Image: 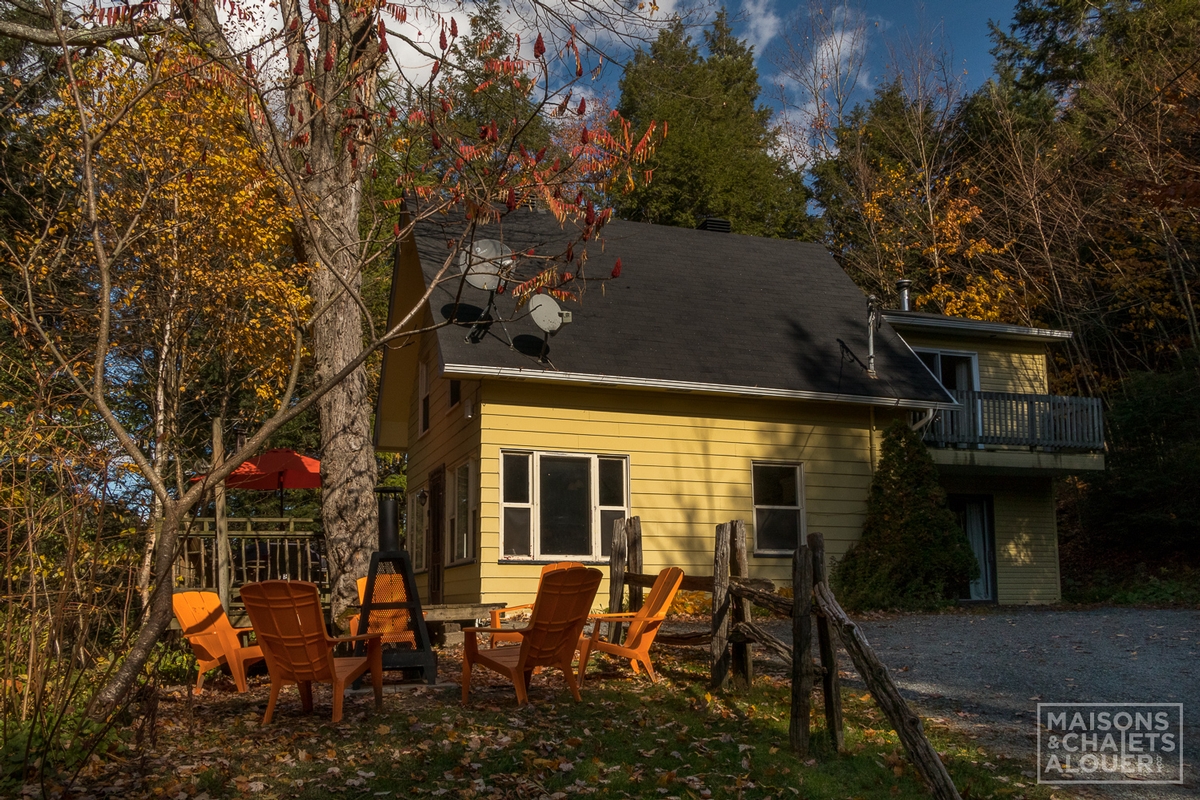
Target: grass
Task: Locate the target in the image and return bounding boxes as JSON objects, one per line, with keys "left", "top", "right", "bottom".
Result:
{"left": 55, "top": 644, "right": 1068, "bottom": 800}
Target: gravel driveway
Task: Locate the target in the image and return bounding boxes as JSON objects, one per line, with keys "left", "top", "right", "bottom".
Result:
{"left": 757, "top": 608, "right": 1200, "bottom": 798}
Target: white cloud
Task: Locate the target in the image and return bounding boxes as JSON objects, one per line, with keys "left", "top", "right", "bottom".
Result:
{"left": 741, "top": 0, "right": 783, "bottom": 54}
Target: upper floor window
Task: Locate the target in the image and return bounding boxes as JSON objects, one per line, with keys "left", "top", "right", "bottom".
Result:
{"left": 418, "top": 362, "right": 431, "bottom": 434}
{"left": 449, "top": 379, "right": 461, "bottom": 409}
{"left": 752, "top": 462, "right": 805, "bottom": 554}
{"left": 915, "top": 349, "right": 978, "bottom": 392}
{"left": 500, "top": 451, "right": 628, "bottom": 560}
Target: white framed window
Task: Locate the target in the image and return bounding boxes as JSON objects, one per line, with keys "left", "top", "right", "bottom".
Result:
{"left": 915, "top": 348, "right": 983, "bottom": 444}
{"left": 407, "top": 487, "right": 428, "bottom": 571}
{"left": 913, "top": 349, "right": 979, "bottom": 392}
{"left": 448, "top": 379, "right": 461, "bottom": 410}
{"left": 447, "top": 460, "right": 476, "bottom": 563}
{"left": 500, "top": 451, "right": 629, "bottom": 561}
{"left": 751, "top": 462, "right": 805, "bottom": 554}
{"left": 418, "top": 361, "right": 430, "bottom": 435}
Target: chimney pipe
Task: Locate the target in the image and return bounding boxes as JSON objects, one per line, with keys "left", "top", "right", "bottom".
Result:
{"left": 374, "top": 486, "right": 403, "bottom": 552}
{"left": 896, "top": 279, "right": 912, "bottom": 312}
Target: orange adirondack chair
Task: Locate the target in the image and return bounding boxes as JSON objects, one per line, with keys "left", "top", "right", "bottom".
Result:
{"left": 488, "top": 562, "right": 585, "bottom": 648}
{"left": 462, "top": 567, "right": 602, "bottom": 705}
{"left": 240, "top": 581, "right": 383, "bottom": 724}
{"left": 577, "top": 567, "right": 685, "bottom": 687}
{"left": 172, "top": 590, "right": 264, "bottom": 693}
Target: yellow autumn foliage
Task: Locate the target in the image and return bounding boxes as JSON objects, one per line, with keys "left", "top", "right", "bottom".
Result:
{"left": 15, "top": 42, "right": 305, "bottom": 408}
{"left": 855, "top": 161, "right": 1014, "bottom": 320}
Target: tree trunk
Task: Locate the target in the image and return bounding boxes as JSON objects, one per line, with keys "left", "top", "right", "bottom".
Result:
{"left": 92, "top": 504, "right": 184, "bottom": 716}
{"left": 306, "top": 197, "right": 378, "bottom": 624}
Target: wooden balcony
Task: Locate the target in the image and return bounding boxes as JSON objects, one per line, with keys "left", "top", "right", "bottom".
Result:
{"left": 925, "top": 391, "right": 1104, "bottom": 451}
{"left": 173, "top": 517, "right": 329, "bottom": 604}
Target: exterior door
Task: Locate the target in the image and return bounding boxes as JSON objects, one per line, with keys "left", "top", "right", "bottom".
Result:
{"left": 427, "top": 465, "right": 445, "bottom": 604}
{"left": 949, "top": 494, "right": 996, "bottom": 601}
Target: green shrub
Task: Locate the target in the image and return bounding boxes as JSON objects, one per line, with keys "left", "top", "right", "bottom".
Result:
{"left": 833, "top": 420, "right": 978, "bottom": 610}
{"left": 1080, "top": 353, "right": 1200, "bottom": 556}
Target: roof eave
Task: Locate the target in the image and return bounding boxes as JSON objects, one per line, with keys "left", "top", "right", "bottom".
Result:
{"left": 882, "top": 312, "right": 1073, "bottom": 341}
{"left": 444, "top": 364, "right": 960, "bottom": 409}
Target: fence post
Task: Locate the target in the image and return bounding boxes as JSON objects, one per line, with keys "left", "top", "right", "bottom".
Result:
{"left": 808, "top": 532, "right": 844, "bottom": 752}
{"left": 730, "top": 520, "right": 753, "bottom": 690}
{"left": 815, "top": 582, "right": 963, "bottom": 800}
{"left": 608, "top": 518, "right": 628, "bottom": 645}
{"left": 789, "top": 543, "right": 813, "bottom": 755}
{"left": 626, "top": 517, "right": 644, "bottom": 614}
{"left": 710, "top": 521, "right": 732, "bottom": 690}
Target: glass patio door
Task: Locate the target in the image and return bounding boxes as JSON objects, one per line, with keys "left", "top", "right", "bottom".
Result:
{"left": 949, "top": 494, "right": 996, "bottom": 602}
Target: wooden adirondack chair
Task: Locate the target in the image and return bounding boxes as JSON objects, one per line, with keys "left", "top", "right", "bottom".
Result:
{"left": 577, "top": 567, "right": 684, "bottom": 687}
{"left": 462, "top": 567, "right": 602, "bottom": 705}
{"left": 240, "top": 581, "right": 383, "bottom": 724}
{"left": 488, "top": 562, "right": 585, "bottom": 648}
{"left": 172, "top": 590, "right": 264, "bottom": 693}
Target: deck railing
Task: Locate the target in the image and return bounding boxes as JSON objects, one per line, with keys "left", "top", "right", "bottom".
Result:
{"left": 173, "top": 517, "right": 329, "bottom": 602}
{"left": 925, "top": 390, "right": 1104, "bottom": 450}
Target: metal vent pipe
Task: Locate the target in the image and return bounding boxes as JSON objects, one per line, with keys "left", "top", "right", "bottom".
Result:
{"left": 896, "top": 279, "right": 913, "bottom": 311}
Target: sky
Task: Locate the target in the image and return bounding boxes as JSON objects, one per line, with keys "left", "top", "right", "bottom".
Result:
{"left": 729, "top": 0, "right": 1017, "bottom": 102}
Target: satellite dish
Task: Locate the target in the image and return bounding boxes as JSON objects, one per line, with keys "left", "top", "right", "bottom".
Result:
{"left": 529, "top": 294, "right": 572, "bottom": 333}
{"left": 458, "top": 239, "right": 512, "bottom": 291}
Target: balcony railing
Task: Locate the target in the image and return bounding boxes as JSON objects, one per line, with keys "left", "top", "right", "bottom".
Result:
{"left": 172, "top": 517, "right": 329, "bottom": 603}
{"left": 925, "top": 390, "right": 1104, "bottom": 450}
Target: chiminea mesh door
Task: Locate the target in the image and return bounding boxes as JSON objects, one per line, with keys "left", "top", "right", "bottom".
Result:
{"left": 355, "top": 550, "right": 436, "bottom": 683}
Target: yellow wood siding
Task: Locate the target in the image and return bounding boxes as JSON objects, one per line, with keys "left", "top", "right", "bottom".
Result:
{"left": 402, "top": 325, "right": 483, "bottom": 603}
{"left": 942, "top": 475, "right": 1061, "bottom": 604}
{"left": 375, "top": 232, "right": 429, "bottom": 451}
{"left": 475, "top": 381, "right": 903, "bottom": 608}
{"left": 394, "top": 360, "right": 1062, "bottom": 608}
{"left": 900, "top": 332, "right": 1049, "bottom": 394}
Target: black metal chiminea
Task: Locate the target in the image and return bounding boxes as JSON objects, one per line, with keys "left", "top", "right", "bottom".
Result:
{"left": 354, "top": 488, "right": 437, "bottom": 683}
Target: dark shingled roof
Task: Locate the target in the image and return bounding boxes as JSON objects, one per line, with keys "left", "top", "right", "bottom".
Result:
{"left": 410, "top": 208, "right": 953, "bottom": 407}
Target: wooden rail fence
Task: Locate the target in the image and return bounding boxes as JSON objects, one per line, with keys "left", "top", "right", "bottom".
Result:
{"left": 607, "top": 518, "right": 962, "bottom": 800}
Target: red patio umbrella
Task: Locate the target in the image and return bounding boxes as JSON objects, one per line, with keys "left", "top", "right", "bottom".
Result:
{"left": 193, "top": 448, "right": 321, "bottom": 514}
{"left": 218, "top": 448, "right": 322, "bottom": 491}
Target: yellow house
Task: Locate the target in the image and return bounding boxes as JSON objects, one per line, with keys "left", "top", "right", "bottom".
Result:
{"left": 375, "top": 209, "right": 1104, "bottom": 608}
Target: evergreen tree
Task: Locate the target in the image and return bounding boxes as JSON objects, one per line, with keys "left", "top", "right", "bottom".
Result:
{"left": 988, "top": 0, "right": 1130, "bottom": 102}
{"left": 613, "top": 11, "right": 819, "bottom": 239}
{"left": 442, "top": 0, "right": 551, "bottom": 153}
{"left": 833, "top": 420, "right": 978, "bottom": 611}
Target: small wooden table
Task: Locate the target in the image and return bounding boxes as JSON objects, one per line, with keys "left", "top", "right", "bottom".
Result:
{"left": 421, "top": 602, "right": 506, "bottom": 623}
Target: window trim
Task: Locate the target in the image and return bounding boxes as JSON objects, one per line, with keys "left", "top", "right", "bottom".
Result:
{"left": 499, "top": 450, "right": 630, "bottom": 563}
{"left": 750, "top": 461, "right": 807, "bottom": 556}
{"left": 446, "top": 459, "right": 477, "bottom": 567}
